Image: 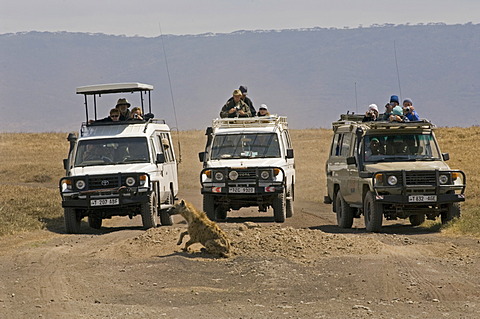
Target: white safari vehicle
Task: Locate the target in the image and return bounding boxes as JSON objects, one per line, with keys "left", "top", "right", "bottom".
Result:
{"left": 199, "top": 116, "right": 295, "bottom": 222}
{"left": 59, "top": 83, "right": 178, "bottom": 233}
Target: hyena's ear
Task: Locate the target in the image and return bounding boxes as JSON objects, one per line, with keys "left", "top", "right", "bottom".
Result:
{"left": 180, "top": 199, "right": 186, "bottom": 207}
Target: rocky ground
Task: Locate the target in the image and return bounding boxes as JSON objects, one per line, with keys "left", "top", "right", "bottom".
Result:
{"left": 0, "top": 193, "right": 479, "bottom": 319}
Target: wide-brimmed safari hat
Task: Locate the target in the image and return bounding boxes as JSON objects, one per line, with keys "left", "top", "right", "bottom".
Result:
{"left": 116, "top": 98, "right": 131, "bottom": 107}
{"left": 232, "top": 89, "right": 243, "bottom": 96}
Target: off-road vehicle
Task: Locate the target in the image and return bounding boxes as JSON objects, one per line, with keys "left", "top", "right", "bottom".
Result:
{"left": 325, "top": 114, "right": 466, "bottom": 232}
{"left": 199, "top": 116, "right": 295, "bottom": 222}
{"left": 59, "top": 83, "right": 178, "bottom": 233}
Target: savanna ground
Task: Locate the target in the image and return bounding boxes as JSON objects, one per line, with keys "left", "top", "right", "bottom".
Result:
{"left": 0, "top": 127, "right": 479, "bottom": 318}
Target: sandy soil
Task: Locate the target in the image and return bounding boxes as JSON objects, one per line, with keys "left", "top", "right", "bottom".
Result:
{"left": 1, "top": 191, "right": 479, "bottom": 319}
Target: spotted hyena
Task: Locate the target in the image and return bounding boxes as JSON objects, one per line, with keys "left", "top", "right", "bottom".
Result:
{"left": 172, "top": 199, "right": 231, "bottom": 257}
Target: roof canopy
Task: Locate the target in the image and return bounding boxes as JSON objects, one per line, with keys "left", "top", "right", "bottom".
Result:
{"left": 76, "top": 83, "right": 154, "bottom": 95}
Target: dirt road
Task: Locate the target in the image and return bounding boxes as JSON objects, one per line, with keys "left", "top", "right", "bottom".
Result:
{"left": 1, "top": 191, "right": 479, "bottom": 318}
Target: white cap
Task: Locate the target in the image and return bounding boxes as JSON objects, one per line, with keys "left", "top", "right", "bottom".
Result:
{"left": 368, "top": 104, "right": 378, "bottom": 112}
{"left": 259, "top": 104, "right": 268, "bottom": 110}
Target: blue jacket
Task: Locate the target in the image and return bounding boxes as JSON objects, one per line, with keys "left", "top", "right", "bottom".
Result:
{"left": 405, "top": 111, "right": 420, "bottom": 121}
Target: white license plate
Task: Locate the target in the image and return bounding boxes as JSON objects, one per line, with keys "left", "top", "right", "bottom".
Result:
{"left": 229, "top": 187, "right": 255, "bottom": 193}
{"left": 91, "top": 198, "right": 119, "bottom": 206}
{"left": 408, "top": 195, "right": 437, "bottom": 203}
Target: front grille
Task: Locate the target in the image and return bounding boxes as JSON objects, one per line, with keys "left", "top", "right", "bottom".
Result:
{"left": 235, "top": 169, "right": 257, "bottom": 181}
{"left": 88, "top": 175, "right": 122, "bottom": 189}
{"left": 405, "top": 171, "right": 436, "bottom": 186}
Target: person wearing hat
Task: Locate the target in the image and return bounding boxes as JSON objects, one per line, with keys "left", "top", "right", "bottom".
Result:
{"left": 362, "top": 103, "right": 379, "bottom": 122}
{"left": 226, "top": 85, "right": 256, "bottom": 116}
{"left": 257, "top": 104, "right": 270, "bottom": 117}
{"left": 115, "top": 98, "right": 131, "bottom": 121}
{"left": 389, "top": 105, "right": 405, "bottom": 122}
{"left": 402, "top": 98, "right": 420, "bottom": 121}
{"left": 220, "top": 89, "right": 252, "bottom": 118}
{"left": 380, "top": 95, "right": 400, "bottom": 121}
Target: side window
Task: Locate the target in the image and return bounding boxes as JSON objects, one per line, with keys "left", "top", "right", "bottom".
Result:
{"left": 340, "top": 133, "right": 352, "bottom": 157}
{"left": 283, "top": 130, "right": 293, "bottom": 149}
{"left": 331, "top": 133, "right": 343, "bottom": 156}
{"left": 159, "top": 133, "right": 174, "bottom": 163}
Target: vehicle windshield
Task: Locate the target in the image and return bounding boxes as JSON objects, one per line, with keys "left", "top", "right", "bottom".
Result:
{"left": 210, "top": 133, "right": 281, "bottom": 160}
{"left": 363, "top": 133, "right": 441, "bottom": 162}
{"left": 74, "top": 137, "right": 150, "bottom": 167}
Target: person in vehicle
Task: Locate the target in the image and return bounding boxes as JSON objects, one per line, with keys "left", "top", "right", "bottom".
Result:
{"left": 82, "top": 144, "right": 112, "bottom": 163}
{"left": 257, "top": 104, "right": 270, "bottom": 117}
{"left": 115, "top": 98, "right": 131, "bottom": 121}
{"left": 238, "top": 85, "right": 256, "bottom": 116}
{"left": 362, "top": 104, "right": 379, "bottom": 122}
{"left": 220, "top": 89, "right": 252, "bottom": 118}
{"left": 380, "top": 95, "right": 399, "bottom": 121}
{"left": 403, "top": 98, "right": 420, "bottom": 121}
{"left": 389, "top": 105, "right": 405, "bottom": 122}
{"left": 94, "top": 108, "right": 121, "bottom": 123}
{"left": 370, "top": 138, "right": 384, "bottom": 155}
{"left": 128, "top": 107, "right": 144, "bottom": 121}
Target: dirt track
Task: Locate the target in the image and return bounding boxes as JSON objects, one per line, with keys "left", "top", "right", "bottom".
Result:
{"left": 1, "top": 190, "right": 479, "bottom": 319}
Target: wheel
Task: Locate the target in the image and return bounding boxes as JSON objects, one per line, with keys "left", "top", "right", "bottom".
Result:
{"left": 141, "top": 193, "right": 158, "bottom": 229}
{"left": 409, "top": 214, "right": 425, "bottom": 226}
{"left": 215, "top": 206, "right": 227, "bottom": 221}
{"left": 441, "top": 203, "right": 461, "bottom": 224}
{"left": 335, "top": 190, "right": 354, "bottom": 228}
{"left": 159, "top": 192, "right": 174, "bottom": 226}
{"left": 203, "top": 194, "right": 216, "bottom": 220}
{"left": 364, "top": 191, "right": 383, "bottom": 232}
{"left": 272, "top": 191, "right": 286, "bottom": 223}
{"left": 88, "top": 215, "right": 102, "bottom": 229}
{"left": 286, "top": 188, "right": 294, "bottom": 218}
{"left": 64, "top": 208, "right": 81, "bottom": 234}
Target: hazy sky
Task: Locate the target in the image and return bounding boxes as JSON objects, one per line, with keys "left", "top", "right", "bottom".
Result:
{"left": 1, "top": 0, "right": 479, "bottom": 37}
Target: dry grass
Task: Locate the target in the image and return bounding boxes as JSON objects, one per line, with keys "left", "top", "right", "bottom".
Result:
{"left": 0, "top": 127, "right": 478, "bottom": 236}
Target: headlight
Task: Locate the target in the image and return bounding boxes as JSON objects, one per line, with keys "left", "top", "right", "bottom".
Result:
{"left": 387, "top": 175, "right": 398, "bottom": 186}
{"left": 75, "top": 179, "right": 86, "bottom": 190}
{"left": 126, "top": 177, "right": 136, "bottom": 187}
{"left": 260, "top": 170, "right": 270, "bottom": 180}
{"left": 139, "top": 174, "right": 147, "bottom": 186}
{"left": 62, "top": 179, "right": 72, "bottom": 191}
{"left": 439, "top": 174, "right": 449, "bottom": 185}
{"left": 229, "top": 170, "right": 238, "bottom": 181}
{"left": 214, "top": 171, "right": 224, "bottom": 181}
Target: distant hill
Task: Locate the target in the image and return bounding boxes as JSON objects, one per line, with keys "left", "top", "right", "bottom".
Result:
{"left": 0, "top": 23, "right": 479, "bottom": 132}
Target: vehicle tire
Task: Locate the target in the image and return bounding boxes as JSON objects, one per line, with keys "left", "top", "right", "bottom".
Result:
{"left": 64, "top": 208, "right": 81, "bottom": 234}
{"left": 286, "top": 188, "right": 294, "bottom": 218}
{"left": 88, "top": 215, "right": 102, "bottom": 229}
{"left": 141, "top": 193, "right": 159, "bottom": 229}
{"left": 203, "top": 194, "right": 216, "bottom": 220}
{"left": 215, "top": 206, "right": 228, "bottom": 221}
{"left": 272, "top": 191, "right": 286, "bottom": 223}
{"left": 409, "top": 214, "right": 425, "bottom": 226}
{"left": 364, "top": 191, "right": 383, "bottom": 232}
{"left": 441, "top": 203, "right": 461, "bottom": 224}
{"left": 335, "top": 190, "right": 354, "bottom": 228}
{"left": 159, "top": 192, "right": 174, "bottom": 226}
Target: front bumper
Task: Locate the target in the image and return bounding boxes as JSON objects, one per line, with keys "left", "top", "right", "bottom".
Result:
{"left": 60, "top": 186, "right": 150, "bottom": 209}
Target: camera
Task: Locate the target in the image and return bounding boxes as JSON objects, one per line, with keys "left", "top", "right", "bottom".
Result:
{"left": 404, "top": 107, "right": 410, "bottom": 112}
{"left": 134, "top": 114, "right": 139, "bottom": 119}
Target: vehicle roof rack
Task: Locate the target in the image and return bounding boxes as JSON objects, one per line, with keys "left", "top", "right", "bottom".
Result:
{"left": 79, "top": 118, "right": 167, "bottom": 137}
{"left": 212, "top": 115, "right": 288, "bottom": 130}
{"left": 333, "top": 114, "right": 435, "bottom": 130}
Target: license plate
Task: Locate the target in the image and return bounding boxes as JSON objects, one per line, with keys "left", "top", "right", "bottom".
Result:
{"left": 91, "top": 198, "right": 119, "bottom": 206}
{"left": 408, "top": 195, "right": 437, "bottom": 203}
{"left": 229, "top": 187, "right": 255, "bottom": 193}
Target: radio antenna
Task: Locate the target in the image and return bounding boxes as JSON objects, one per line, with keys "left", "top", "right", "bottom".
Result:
{"left": 394, "top": 40, "right": 402, "bottom": 100}
{"left": 158, "top": 22, "right": 182, "bottom": 163}
{"left": 354, "top": 82, "right": 358, "bottom": 113}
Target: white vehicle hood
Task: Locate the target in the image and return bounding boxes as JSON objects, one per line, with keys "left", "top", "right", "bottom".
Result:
{"left": 207, "top": 158, "right": 286, "bottom": 168}
{"left": 70, "top": 163, "right": 154, "bottom": 176}
{"left": 365, "top": 161, "right": 451, "bottom": 172}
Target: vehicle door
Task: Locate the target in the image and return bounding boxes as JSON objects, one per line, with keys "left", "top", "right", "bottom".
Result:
{"left": 327, "top": 131, "right": 346, "bottom": 198}
{"left": 282, "top": 130, "right": 295, "bottom": 189}
{"left": 153, "top": 132, "right": 178, "bottom": 201}
{"left": 338, "top": 132, "right": 357, "bottom": 202}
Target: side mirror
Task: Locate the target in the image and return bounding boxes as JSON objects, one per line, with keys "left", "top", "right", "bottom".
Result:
{"left": 442, "top": 153, "right": 450, "bottom": 161}
{"left": 63, "top": 159, "right": 69, "bottom": 170}
{"left": 198, "top": 152, "right": 205, "bottom": 162}
{"left": 286, "top": 149, "right": 294, "bottom": 159}
{"left": 156, "top": 153, "right": 166, "bottom": 164}
{"left": 346, "top": 156, "right": 357, "bottom": 165}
